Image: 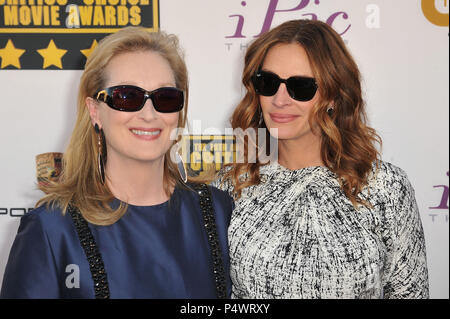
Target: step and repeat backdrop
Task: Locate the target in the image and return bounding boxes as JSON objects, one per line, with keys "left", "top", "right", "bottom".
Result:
{"left": 0, "top": 0, "right": 448, "bottom": 298}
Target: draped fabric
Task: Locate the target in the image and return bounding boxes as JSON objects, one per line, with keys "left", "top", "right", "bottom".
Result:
{"left": 1, "top": 185, "right": 233, "bottom": 299}
{"left": 213, "top": 161, "right": 429, "bottom": 299}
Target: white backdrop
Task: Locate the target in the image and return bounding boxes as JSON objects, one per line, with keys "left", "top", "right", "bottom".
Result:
{"left": 0, "top": 0, "right": 448, "bottom": 298}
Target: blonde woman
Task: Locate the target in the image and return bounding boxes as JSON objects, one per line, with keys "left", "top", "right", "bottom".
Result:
{"left": 1, "top": 27, "right": 232, "bottom": 299}
{"left": 214, "top": 20, "right": 428, "bottom": 298}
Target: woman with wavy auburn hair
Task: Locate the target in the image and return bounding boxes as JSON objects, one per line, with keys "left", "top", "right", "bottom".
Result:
{"left": 214, "top": 19, "right": 429, "bottom": 298}
{"left": 1, "top": 27, "right": 232, "bottom": 299}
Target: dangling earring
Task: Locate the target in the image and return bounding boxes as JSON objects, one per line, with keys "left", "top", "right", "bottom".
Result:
{"left": 175, "top": 151, "right": 187, "bottom": 183}
{"left": 94, "top": 123, "right": 106, "bottom": 184}
{"left": 258, "top": 107, "right": 264, "bottom": 126}
{"left": 327, "top": 106, "right": 335, "bottom": 116}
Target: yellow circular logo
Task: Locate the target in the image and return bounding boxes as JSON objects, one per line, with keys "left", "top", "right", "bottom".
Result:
{"left": 422, "top": 0, "right": 449, "bottom": 26}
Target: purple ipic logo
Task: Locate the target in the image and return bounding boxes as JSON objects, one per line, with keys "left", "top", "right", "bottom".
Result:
{"left": 226, "top": 0, "right": 351, "bottom": 39}
{"left": 429, "top": 171, "right": 449, "bottom": 210}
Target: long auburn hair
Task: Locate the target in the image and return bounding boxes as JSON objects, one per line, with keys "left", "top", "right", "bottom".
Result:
{"left": 37, "top": 27, "right": 189, "bottom": 225}
{"left": 223, "top": 19, "right": 382, "bottom": 207}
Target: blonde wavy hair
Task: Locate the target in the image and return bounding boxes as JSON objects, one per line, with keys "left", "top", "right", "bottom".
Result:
{"left": 222, "top": 19, "right": 382, "bottom": 207}
{"left": 37, "top": 27, "right": 189, "bottom": 225}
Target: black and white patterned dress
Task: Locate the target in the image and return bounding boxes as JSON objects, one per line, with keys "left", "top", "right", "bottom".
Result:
{"left": 213, "top": 161, "right": 429, "bottom": 298}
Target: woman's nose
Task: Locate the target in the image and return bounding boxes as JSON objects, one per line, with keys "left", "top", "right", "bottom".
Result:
{"left": 138, "top": 98, "right": 158, "bottom": 121}
{"left": 272, "top": 83, "right": 291, "bottom": 108}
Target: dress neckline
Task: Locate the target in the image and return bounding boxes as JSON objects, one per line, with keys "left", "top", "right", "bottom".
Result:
{"left": 260, "top": 161, "right": 329, "bottom": 176}
{"left": 112, "top": 184, "right": 181, "bottom": 209}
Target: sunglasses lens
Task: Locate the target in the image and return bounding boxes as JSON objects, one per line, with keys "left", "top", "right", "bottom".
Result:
{"left": 287, "top": 77, "right": 317, "bottom": 101}
{"left": 152, "top": 88, "right": 184, "bottom": 113}
{"left": 111, "top": 87, "right": 145, "bottom": 111}
{"left": 99, "top": 86, "right": 184, "bottom": 113}
{"left": 253, "top": 71, "right": 317, "bottom": 102}
{"left": 253, "top": 72, "right": 280, "bottom": 96}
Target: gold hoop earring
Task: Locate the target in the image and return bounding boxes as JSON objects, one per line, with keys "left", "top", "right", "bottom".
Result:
{"left": 175, "top": 151, "right": 187, "bottom": 183}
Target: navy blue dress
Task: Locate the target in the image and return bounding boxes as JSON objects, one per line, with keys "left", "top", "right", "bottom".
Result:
{"left": 0, "top": 185, "right": 233, "bottom": 298}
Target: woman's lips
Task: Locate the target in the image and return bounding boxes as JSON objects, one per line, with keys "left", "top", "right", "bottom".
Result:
{"left": 269, "top": 113, "right": 299, "bottom": 123}
{"left": 130, "top": 128, "right": 162, "bottom": 141}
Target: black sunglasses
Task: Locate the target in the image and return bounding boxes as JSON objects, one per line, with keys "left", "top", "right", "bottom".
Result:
{"left": 252, "top": 70, "right": 318, "bottom": 102}
{"left": 94, "top": 85, "right": 184, "bottom": 113}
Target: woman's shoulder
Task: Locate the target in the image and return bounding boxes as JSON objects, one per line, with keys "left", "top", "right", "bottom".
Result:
{"left": 180, "top": 182, "right": 233, "bottom": 207}
{"left": 20, "top": 204, "right": 73, "bottom": 234}
{"left": 177, "top": 182, "right": 234, "bottom": 226}
{"left": 368, "top": 160, "right": 413, "bottom": 193}
{"left": 360, "top": 160, "right": 419, "bottom": 220}
{"left": 26, "top": 203, "right": 66, "bottom": 219}
{"left": 27, "top": 203, "right": 63, "bottom": 216}
{"left": 210, "top": 165, "right": 235, "bottom": 195}
{"left": 209, "top": 184, "right": 234, "bottom": 209}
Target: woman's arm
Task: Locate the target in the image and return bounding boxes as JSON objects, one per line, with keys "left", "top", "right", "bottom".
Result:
{"left": 1, "top": 210, "right": 60, "bottom": 298}
{"left": 382, "top": 168, "right": 429, "bottom": 299}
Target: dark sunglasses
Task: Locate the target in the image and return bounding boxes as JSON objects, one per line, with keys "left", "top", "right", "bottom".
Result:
{"left": 252, "top": 70, "right": 318, "bottom": 102}
{"left": 94, "top": 85, "right": 184, "bottom": 113}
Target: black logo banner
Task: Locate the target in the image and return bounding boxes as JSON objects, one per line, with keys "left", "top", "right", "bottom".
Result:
{"left": 0, "top": 0, "right": 159, "bottom": 70}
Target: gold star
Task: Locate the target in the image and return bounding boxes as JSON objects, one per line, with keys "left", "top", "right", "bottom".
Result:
{"left": 0, "top": 39, "right": 26, "bottom": 69}
{"left": 80, "top": 40, "right": 98, "bottom": 58}
{"left": 37, "top": 39, "right": 67, "bottom": 69}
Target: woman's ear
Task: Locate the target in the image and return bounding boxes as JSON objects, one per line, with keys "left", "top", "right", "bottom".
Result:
{"left": 86, "top": 97, "right": 100, "bottom": 127}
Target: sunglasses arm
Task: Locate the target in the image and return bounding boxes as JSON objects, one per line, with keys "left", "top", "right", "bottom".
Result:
{"left": 95, "top": 90, "right": 108, "bottom": 102}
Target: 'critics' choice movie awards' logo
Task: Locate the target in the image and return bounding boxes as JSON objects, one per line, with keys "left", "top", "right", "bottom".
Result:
{"left": 0, "top": 0, "right": 159, "bottom": 69}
